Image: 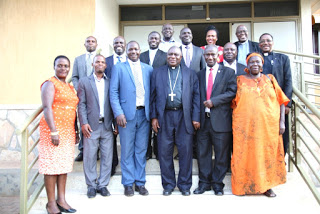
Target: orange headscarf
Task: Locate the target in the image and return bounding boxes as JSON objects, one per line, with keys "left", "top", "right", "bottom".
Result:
{"left": 244, "top": 52, "right": 264, "bottom": 74}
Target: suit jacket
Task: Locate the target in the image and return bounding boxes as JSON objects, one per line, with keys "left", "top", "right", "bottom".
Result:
{"left": 234, "top": 40, "right": 260, "bottom": 60}
{"left": 72, "top": 54, "right": 92, "bottom": 91}
{"left": 110, "top": 61, "right": 153, "bottom": 121}
{"left": 180, "top": 45, "right": 206, "bottom": 73}
{"left": 140, "top": 49, "right": 167, "bottom": 68}
{"left": 77, "top": 74, "right": 113, "bottom": 131}
{"left": 262, "top": 52, "right": 293, "bottom": 107}
{"left": 150, "top": 65, "right": 200, "bottom": 134}
{"left": 236, "top": 63, "right": 247, "bottom": 76}
{"left": 197, "top": 64, "right": 237, "bottom": 132}
{"left": 105, "top": 55, "right": 115, "bottom": 79}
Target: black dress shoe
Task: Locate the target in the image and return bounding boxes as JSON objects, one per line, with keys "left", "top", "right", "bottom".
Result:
{"left": 56, "top": 202, "right": 77, "bottom": 213}
{"left": 163, "top": 189, "right": 174, "bottom": 196}
{"left": 124, "top": 186, "right": 134, "bottom": 197}
{"left": 111, "top": 167, "right": 116, "bottom": 176}
{"left": 193, "top": 186, "right": 211, "bottom": 194}
{"left": 135, "top": 185, "right": 149, "bottom": 195}
{"left": 46, "top": 203, "right": 61, "bottom": 214}
{"left": 214, "top": 189, "right": 224, "bottom": 196}
{"left": 97, "top": 187, "right": 111, "bottom": 196}
{"left": 74, "top": 152, "right": 83, "bottom": 162}
{"left": 87, "top": 188, "right": 96, "bottom": 198}
{"left": 180, "top": 190, "right": 191, "bottom": 196}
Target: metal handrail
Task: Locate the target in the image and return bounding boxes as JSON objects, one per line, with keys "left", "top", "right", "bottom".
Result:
{"left": 17, "top": 78, "right": 72, "bottom": 214}
{"left": 290, "top": 86, "right": 320, "bottom": 204}
{"left": 274, "top": 49, "right": 320, "bottom": 60}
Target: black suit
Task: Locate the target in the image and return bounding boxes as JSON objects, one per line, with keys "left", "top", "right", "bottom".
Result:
{"left": 150, "top": 64, "right": 200, "bottom": 191}
{"left": 234, "top": 40, "right": 260, "bottom": 60}
{"left": 262, "top": 52, "right": 292, "bottom": 154}
{"left": 140, "top": 49, "right": 167, "bottom": 68}
{"left": 196, "top": 64, "right": 237, "bottom": 191}
{"left": 140, "top": 49, "right": 167, "bottom": 160}
{"left": 236, "top": 63, "right": 247, "bottom": 76}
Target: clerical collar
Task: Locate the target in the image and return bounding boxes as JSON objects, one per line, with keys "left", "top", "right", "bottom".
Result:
{"left": 169, "top": 65, "right": 180, "bottom": 70}
{"left": 263, "top": 52, "right": 273, "bottom": 56}
{"left": 239, "top": 40, "right": 248, "bottom": 45}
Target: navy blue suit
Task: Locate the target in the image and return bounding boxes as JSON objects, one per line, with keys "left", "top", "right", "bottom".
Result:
{"left": 150, "top": 64, "right": 200, "bottom": 191}
{"left": 197, "top": 64, "right": 237, "bottom": 191}
{"left": 110, "top": 60, "right": 153, "bottom": 187}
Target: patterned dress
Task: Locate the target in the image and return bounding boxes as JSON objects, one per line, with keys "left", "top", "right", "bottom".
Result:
{"left": 39, "top": 76, "right": 79, "bottom": 175}
{"left": 200, "top": 45, "right": 224, "bottom": 63}
{"left": 231, "top": 74, "right": 289, "bottom": 195}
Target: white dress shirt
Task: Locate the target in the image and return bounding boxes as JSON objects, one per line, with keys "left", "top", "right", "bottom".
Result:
{"left": 93, "top": 73, "right": 106, "bottom": 118}
{"left": 149, "top": 48, "right": 158, "bottom": 66}
{"left": 181, "top": 43, "right": 193, "bottom": 64}
{"left": 206, "top": 63, "right": 219, "bottom": 113}
{"left": 159, "top": 38, "right": 181, "bottom": 52}
{"left": 223, "top": 59, "right": 237, "bottom": 74}
{"left": 128, "top": 59, "right": 145, "bottom": 107}
{"left": 113, "top": 53, "right": 127, "bottom": 65}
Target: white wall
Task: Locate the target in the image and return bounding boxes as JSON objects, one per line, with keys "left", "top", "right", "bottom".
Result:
{"left": 95, "top": 0, "right": 119, "bottom": 57}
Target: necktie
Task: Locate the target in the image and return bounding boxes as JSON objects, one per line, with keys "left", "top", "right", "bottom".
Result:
{"left": 207, "top": 68, "right": 213, "bottom": 100}
{"left": 86, "top": 53, "right": 93, "bottom": 76}
{"left": 132, "top": 63, "right": 145, "bottom": 100}
{"left": 185, "top": 46, "right": 190, "bottom": 67}
{"left": 117, "top": 56, "right": 121, "bottom": 64}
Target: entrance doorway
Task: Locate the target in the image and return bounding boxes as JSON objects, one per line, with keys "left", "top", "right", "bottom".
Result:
{"left": 188, "top": 23, "right": 230, "bottom": 47}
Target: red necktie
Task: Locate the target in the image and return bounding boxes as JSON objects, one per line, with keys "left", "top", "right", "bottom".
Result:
{"left": 207, "top": 68, "right": 213, "bottom": 100}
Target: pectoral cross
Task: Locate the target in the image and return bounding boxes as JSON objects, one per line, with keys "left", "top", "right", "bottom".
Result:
{"left": 169, "top": 91, "right": 176, "bottom": 101}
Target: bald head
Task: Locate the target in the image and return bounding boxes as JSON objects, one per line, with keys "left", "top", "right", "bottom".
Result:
{"left": 223, "top": 42, "right": 237, "bottom": 63}
{"left": 167, "top": 46, "right": 182, "bottom": 67}
{"left": 113, "top": 36, "right": 126, "bottom": 55}
{"left": 162, "top": 23, "right": 174, "bottom": 41}
{"left": 235, "top": 25, "right": 248, "bottom": 43}
{"left": 204, "top": 45, "right": 218, "bottom": 67}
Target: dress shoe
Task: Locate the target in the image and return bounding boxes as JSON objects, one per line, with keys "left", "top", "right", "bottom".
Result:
{"left": 111, "top": 167, "right": 116, "bottom": 176}
{"left": 46, "top": 203, "right": 61, "bottom": 214}
{"left": 74, "top": 152, "right": 83, "bottom": 162}
{"left": 124, "top": 186, "right": 134, "bottom": 197}
{"left": 180, "top": 190, "right": 191, "bottom": 196}
{"left": 193, "top": 186, "right": 211, "bottom": 194}
{"left": 264, "top": 189, "right": 276, "bottom": 197}
{"left": 214, "top": 189, "right": 224, "bottom": 196}
{"left": 163, "top": 189, "right": 174, "bottom": 196}
{"left": 87, "top": 188, "right": 96, "bottom": 198}
{"left": 56, "top": 202, "right": 77, "bottom": 213}
{"left": 135, "top": 185, "right": 149, "bottom": 196}
{"left": 97, "top": 187, "right": 111, "bottom": 196}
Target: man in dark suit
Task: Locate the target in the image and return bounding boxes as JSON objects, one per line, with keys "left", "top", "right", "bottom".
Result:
{"left": 179, "top": 27, "right": 205, "bottom": 160}
{"left": 150, "top": 46, "right": 200, "bottom": 196}
{"left": 78, "top": 55, "right": 116, "bottom": 198}
{"left": 110, "top": 41, "right": 153, "bottom": 197}
{"left": 72, "top": 36, "right": 98, "bottom": 162}
{"left": 140, "top": 31, "right": 167, "bottom": 160}
{"left": 179, "top": 27, "right": 206, "bottom": 73}
{"left": 194, "top": 45, "right": 237, "bottom": 196}
{"left": 105, "top": 36, "right": 127, "bottom": 175}
{"left": 259, "top": 33, "right": 292, "bottom": 154}
{"left": 222, "top": 42, "right": 246, "bottom": 76}
{"left": 234, "top": 25, "right": 260, "bottom": 66}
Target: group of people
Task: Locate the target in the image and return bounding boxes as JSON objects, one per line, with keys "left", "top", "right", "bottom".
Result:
{"left": 38, "top": 23, "right": 292, "bottom": 214}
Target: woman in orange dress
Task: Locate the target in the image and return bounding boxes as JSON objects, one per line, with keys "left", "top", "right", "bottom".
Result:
{"left": 231, "top": 53, "right": 289, "bottom": 197}
{"left": 39, "top": 55, "right": 79, "bottom": 214}
{"left": 200, "top": 25, "right": 224, "bottom": 63}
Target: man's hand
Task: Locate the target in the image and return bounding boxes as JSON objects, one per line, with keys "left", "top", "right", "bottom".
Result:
{"left": 285, "top": 106, "right": 290, "bottom": 114}
{"left": 152, "top": 118, "right": 160, "bottom": 133}
{"left": 116, "top": 114, "right": 127, "bottom": 128}
{"left": 113, "top": 125, "right": 119, "bottom": 135}
{"left": 192, "top": 121, "right": 200, "bottom": 130}
{"left": 82, "top": 124, "right": 92, "bottom": 138}
{"left": 51, "top": 135, "right": 60, "bottom": 146}
{"left": 204, "top": 100, "right": 213, "bottom": 108}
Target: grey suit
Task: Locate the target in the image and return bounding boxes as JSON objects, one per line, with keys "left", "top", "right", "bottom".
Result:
{"left": 72, "top": 54, "right": 93, "bottom": 91}
{"left": 180, "top": 45, "right": 206, "bottom": 73}
{"left": 78, "top": 74, "right": 114, "bottom": 190}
